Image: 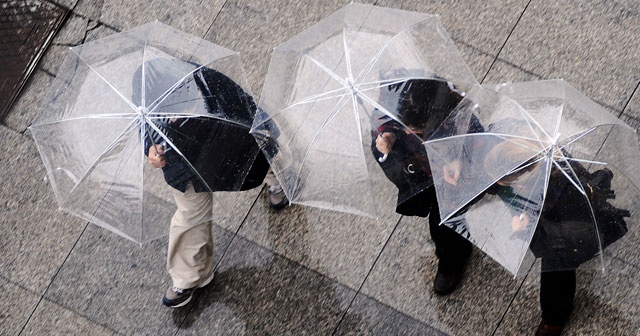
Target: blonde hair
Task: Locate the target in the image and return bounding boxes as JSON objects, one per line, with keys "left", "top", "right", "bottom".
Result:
{"left": 484, "top": 138, "right": 542, "bottom": 183}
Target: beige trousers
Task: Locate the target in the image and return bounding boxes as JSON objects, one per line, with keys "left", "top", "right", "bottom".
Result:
{"left": 168, "top": 182, "right": 214, "bottom": 289}
{"left": 264, "top": 168, "right": 279, "bottom": 187}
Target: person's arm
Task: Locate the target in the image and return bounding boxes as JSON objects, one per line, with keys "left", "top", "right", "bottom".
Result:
{"left": 148, "top": 144, "right": 166, "bottom": 168}
{"left": 441, "top": 114, "right": 485, "bottom": 186}
{"left": 143, "top": 121, "right": 170, "bottom": 169}
{"left": 371, "top": 120, "right": 414, "bottom": 186}
{"left": 443, "top": 160, "right": 462, "bottom": 185}
{"left": 493, "top": 185, "right": 539, "bottom": 237}
{"left": 375, "top": 132, "right": 396, "bottom": 157}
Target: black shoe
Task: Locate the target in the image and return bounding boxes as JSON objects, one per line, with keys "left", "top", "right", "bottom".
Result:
{"left": 162, "top": 286, "right": 196, "bottom": 308}
{"left": 535, "top": 320, "right": 564, "bottom": 336}
{"left": 433, "top": 263, "right": 465, "bottom": 295}
{"left": 268, "top": 184, "right": 288, "bottom": 210}
{"left": 162, "top": 273, "right": 214, "bottom": 308}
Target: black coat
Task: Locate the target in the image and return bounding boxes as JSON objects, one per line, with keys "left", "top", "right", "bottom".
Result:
{"left": 137, "top": 60, "right": 268, "bottom": 193}
{"left": 371, "top": 78, "right": 475, "bottom": 217}
{"left": 488, "top": 158, "right": 629, "bottom": 268}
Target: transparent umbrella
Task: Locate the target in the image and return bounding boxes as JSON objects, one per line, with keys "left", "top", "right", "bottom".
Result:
{"left": 251, "top": 3, "right": 477, "bottom": 217}
{"left": 29, "top": 22, "right": 262, "bottom": 244}
{"left": 425, "top": 79, "right": 640, "bottom": 276}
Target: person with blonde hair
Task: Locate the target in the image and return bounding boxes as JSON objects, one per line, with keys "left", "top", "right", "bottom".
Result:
{"left": 482, "top": 136, "right": 628, "bottom": 336}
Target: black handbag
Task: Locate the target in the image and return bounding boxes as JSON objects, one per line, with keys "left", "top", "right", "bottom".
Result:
{"left": 529, "top": 168, "right": 629, "bottom": 267}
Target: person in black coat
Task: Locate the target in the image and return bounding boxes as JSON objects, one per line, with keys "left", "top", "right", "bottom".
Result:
{"left": 371, "top": 76, "right": 481, "bottom": 295}
{"left": 136, "top": 58, "right": 268, "bottom": 308}
{"left": 482, "top": 136, "right": 628, "bottom": 336}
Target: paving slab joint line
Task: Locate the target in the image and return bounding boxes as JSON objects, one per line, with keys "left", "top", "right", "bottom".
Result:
{"left": 489, "top": 262, "right": 535, "bottom": 336}
{"left": 480, "top": 0, "right": 531, "bottom": 84}
{"left": 618, "top": 81, "right": 640, "bottom": 118}
{"left": 330, "top": 215, "right": 404, "bottom": 336}
{"left": 17, "top": 222, "right": 90, "bottom": 335}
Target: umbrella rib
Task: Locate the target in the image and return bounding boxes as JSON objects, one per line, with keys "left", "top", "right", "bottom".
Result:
{"left": 342, "top": 28, "right": 354, "bottom": 82}
{"left": 560, "top": 157, "right": 607, "bottom": 166}
{"left": 556, "top": 127, "right": 596, "bottom": 149}
{"left": 437, "top": 153, "right": 548, "bottom": 225}
{"left": 141, "top": 40, "right": 147, "bottom": 112}
{"left": 553, "top": 152, "right": 607, "bottom": 271}
{"left": 304, "top": 54, "right": 347, "bottom": 87}
{"left": 506, "top": 156, "right": 554, "bottom": 274}
{"left": 552, "top": 86, "right": 566, "bottom": 145}
{"left": 146, "top": 54, "right": 239, "bottom": 112}
{"left": 286, "top": 88, "right": 352, "bottom": 109}
{"left": 354, "top": 85, "right": 404, "bottom": 125}
{"left": 287, "top": 75, "right": 438, "bottom": 115}
{"left": 61, "top": 118, "right": 139, "bottom": 208}
{"left": 146, "top": 64, "right": 205, "bottom": 112}
{"left": 142, "top": 117, "right": 214, "bottom": 193}
{"left": 427, "top": 132, "right": 547, "bottom": 145}
{"left": 70, "top": 49, "right": 139, "bottom": 112}
{"left": 29, "top": 114, "right": 139, "bottom": 127}
{"left": 519, "top": 105, "right": 552, "bottom": 140}
{"left": 554, "top": 126, "right": 610, "bottom": 165}
{"left": 354, "top": 76, "right": 446, "bottom": 104}
{"left": 555, "top": 127, "right": 608, "bottom": 166}
{"left": 552, "top": 156, "right": 587, "bottom": 196}
{"left": 350, "top": 92, "right": 364, "bottom": 154}
{"left": 502, "top": 94, "right": 553, "bottom": 143}
{"left": 292, "top": 94, "right": 352, "bottom": 195}
{"left": 351, "top": 21, "right": 424, "bottom": 85}
{"left": 352, "top": 39, "right": 389, "bottom": 84}
{"left": 151, "top": 112, "right": 251, "bottom": 129}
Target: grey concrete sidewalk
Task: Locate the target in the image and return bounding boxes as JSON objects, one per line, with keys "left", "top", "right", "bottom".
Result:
{"left": 2, "top": 0, "right": 639, "bottom": 335}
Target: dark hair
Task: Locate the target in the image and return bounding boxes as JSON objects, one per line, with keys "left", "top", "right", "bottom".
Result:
{"left": 399, "top": 79, "right": 462, "bottom": 127}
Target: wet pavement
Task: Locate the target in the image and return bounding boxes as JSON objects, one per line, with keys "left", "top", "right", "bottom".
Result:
{"left": 0, "top": 0, "right": 66, "bottom": 120}
{"left": 1, "top": 0, "right": 640, "bottom": 335}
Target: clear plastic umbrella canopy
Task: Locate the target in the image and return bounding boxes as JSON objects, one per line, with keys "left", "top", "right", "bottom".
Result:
{"left": 29, "top": 22, "right": 259, "bottom": 244}
{"left": 251, "top": 3, "right": 477, "bottom": 217}
{"left": 425, "top": 79, "right": 640, "bottom": 276}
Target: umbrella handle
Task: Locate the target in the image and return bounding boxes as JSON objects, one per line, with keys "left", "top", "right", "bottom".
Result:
{"left": 161, "top": 141, "right": 172, "bottom": 153}
{"left": 378, "top": 153, "right": 388, "bottom": 163}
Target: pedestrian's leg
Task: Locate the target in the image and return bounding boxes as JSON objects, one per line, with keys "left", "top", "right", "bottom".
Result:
{"left": 429, "top": 212, "right": 472, "bottom": 271}
{"left": 427, "top": 188, "right": 471, "bottom": 295}
{"left": 265, "top": 168, "right": 288, "bottom": 209}
{"left": 163, "top": 183, "right": 214, "bottom": 308}
{"left": 540, "top": 269, "right": 576, "bottom": 326}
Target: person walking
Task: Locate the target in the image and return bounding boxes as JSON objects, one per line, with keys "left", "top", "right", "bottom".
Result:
{"left": 140, "top": 59, "right": 269, "bottom": 307}
{"left": 372, "top": 75, "right": 481, "bottom": 295}
{"left": 482, "top": 137, "right": 628, "bottom": 336}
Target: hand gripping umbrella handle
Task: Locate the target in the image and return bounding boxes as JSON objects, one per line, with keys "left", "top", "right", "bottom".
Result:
{"left": 378, "top": 153, "right": 388, "bottom": 163}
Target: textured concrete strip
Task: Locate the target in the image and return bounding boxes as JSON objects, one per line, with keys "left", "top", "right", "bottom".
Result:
{"left": 358, "top": 215, "right": 522, "bottom": 336}
{"left": 42, "top": 224, "right": 231, "bottom": 335}
{"left": 619, "top": 83, "right": 640, "bottom": 129}
{"left": 494, "top": 0, "right": 640, "bottom": 113}
{"left": 374, "top": 0, "right": 531, "bottom": 79}
{"left": 203, "top": 0, "right": 372, "bottom": 95}
{"left": 0, "top": 125, "right": 86, "bottom": 293}
{"left": 334, "top": 291, "right": 449, "bottom": 336}
{"left": 0, "top": 278, "right": 41, "bottom": 336}
{"left": 75, "top": 0, "right": 226, "bottom": 35}
{"left": 495, "top": 258, "right": 640, "bottom": 335}
{"left": 21, "top": 298, "right": 118, "bottom": 336}
{"left": 174, "top": 233, "right": 359, "bottom": 335}
{"left": 240, "top": 199, "right": 400, "bottom": 291}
